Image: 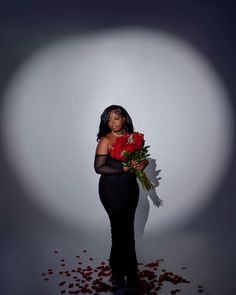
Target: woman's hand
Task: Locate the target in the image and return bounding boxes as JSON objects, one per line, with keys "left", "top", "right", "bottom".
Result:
{"left": 133, "top": 159, "right": 148, "bottom": 170}
{"left": 123, "top": 165, "right": 130, "bottom": 172}
{"left": 123, "top": 159, "right": 148, "bottom": 172}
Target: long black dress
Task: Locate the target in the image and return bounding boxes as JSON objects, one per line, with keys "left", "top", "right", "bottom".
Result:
{"left": 94, "top": 152, "right": 139, "bottom": 277}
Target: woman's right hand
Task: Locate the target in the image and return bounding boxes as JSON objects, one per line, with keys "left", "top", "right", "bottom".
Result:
{"left": 123, "top": 159, "right": 136, "bottom": 172}
{"left": 123, "top": 165, "right": 130, "bottom": 172}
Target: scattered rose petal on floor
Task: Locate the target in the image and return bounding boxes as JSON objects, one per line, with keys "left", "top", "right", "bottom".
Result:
{"left": 42, "top": 249, "right": 205, "bottom": 294}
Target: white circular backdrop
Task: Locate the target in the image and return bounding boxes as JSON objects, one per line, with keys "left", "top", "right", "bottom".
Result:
{"left": 1, "top": 28, "right": 233, "bottom": 236}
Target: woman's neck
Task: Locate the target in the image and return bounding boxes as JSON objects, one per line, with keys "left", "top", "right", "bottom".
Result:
{"left": 111, "top": 129, "right": 125, "bottom": 137}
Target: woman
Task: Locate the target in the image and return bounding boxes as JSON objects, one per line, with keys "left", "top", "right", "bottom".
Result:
{"left": 94, "top": 105, "right": 148, "bottom": 289}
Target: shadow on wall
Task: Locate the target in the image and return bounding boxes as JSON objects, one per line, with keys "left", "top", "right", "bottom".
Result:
{"left": 135, "top": 158, "right": 163, "bottom": 238}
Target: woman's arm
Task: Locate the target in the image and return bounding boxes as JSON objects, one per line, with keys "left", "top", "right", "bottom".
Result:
{"left": 94, "top": 137, "right": 126, "bottom": 175}
{"left": 94, "top": 137, "right": 149, "bottom": 174}
{"left": 95, "top": 137, "right": 110, "bottom": 155}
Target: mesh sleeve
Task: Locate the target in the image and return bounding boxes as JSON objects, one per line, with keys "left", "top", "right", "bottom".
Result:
{"left": 94, "top": 154, "right": 125, "bottom": 175}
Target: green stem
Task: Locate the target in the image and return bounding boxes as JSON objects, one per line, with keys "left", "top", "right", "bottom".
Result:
{"left": 135, "top": 170, "right": 154, "bottom": 191}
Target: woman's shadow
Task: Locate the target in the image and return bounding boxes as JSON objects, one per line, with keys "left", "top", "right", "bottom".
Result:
{"left": 135, "top": 158, "right": 163, "bottom": 238}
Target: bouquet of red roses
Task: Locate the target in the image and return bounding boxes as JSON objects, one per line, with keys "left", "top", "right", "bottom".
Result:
{"left": 110, "top": 131, "right": 154, "bottom": 190}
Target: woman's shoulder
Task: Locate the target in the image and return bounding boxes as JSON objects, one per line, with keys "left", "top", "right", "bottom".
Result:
{"left": 96, "top": 134, "right": 112, "bottom": 154}
{"left": 98, "top": 134, "right": 111, "bottom": 143}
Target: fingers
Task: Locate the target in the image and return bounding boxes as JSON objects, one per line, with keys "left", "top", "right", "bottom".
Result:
{"left": 131, "top": 160, "right": 138, "bottom": 169}
{"left": 131, "top": 160, "right": 147, "bottom": 170}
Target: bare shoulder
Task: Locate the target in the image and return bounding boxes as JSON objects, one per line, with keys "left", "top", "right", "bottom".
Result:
{"left": 98, "top": 136, "right": 110, "bottom": 145}
{"left": 96, "top": 136, "right": 110, "bottom": 154}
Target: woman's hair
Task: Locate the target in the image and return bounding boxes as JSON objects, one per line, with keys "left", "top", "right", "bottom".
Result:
{"left": 97, "top": 105, "right": 134, "bottom": 141}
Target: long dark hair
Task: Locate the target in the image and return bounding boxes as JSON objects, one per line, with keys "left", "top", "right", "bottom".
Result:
{"left": 97, "top": 105, "right": 134, "bottom": 141}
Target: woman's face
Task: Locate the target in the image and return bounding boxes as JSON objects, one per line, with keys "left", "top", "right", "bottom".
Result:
{"left": 108, "top": 110, "right": 125, "bottom": 132}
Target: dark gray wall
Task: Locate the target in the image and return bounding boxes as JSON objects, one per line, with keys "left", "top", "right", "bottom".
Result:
{"left": 0, "top": 1, "right": 235, "bottom": 295}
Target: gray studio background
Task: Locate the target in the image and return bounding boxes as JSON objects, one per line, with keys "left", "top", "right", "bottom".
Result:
{"left": 0, "top": 1, "right": 236, "bottom": 295}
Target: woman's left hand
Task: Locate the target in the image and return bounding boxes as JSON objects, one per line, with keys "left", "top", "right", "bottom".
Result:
{"left": 131, "top": 159, "right": 148, "bottom": 171}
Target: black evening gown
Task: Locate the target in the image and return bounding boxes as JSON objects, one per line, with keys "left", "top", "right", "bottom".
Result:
{"left": 94, "top": 153, "right": 139, "bottom": 277}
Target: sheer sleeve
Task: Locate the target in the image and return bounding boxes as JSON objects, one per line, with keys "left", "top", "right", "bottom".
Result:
{"left": 94, "top": 154, "right": 126, "bottom": 175}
